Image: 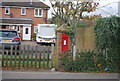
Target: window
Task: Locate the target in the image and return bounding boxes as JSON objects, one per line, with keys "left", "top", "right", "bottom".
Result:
{"left": 21, "top": 8, "right": 26, "bottom": 15}
{"left": 0, "top": 31, "right": 17, "bottom": 37}
{"left": 1, "top": 25, "right": 6, "bottom": 29}
{"left": 34, "top": 8, "right": 43, "bottom": 17}
{"left": 25, "top": 28, "right": 29, "bottom": 34}
{"left": 5, "top": 7, "right": 10, "bottom": 14}
{"left": 16, "top": 26, "right": 20, "bottom": 33}
{"left": 9, "top": 26, "right": 14, "bottom": 29}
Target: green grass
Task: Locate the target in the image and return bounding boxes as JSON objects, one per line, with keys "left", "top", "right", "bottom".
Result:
{"left": 1, "top": 54, "right": 56, "bottom": 69}
{"left": 2, "top": 55, "right": 49, "bottom": 59}
{"left": 3, "top": 60, "right": 50, "bottom": 67}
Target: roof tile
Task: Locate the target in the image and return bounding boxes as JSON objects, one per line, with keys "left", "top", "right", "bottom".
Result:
{"left": 1, "top": 0, "right": 50, "bottom": 8}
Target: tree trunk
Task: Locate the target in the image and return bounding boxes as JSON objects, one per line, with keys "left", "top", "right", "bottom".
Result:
{"left": 73, "top": 45, "right": 76, "bottom": 60}
{"left": 72, "top": 27, "right": 77, "bottom": 60}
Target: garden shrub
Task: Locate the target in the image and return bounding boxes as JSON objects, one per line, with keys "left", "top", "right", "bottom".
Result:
{"left": 60, "top": 16, "right": 119, "bottom": 73}
{"left": 60, "top": 50, "right": 108, "bottom": 72}
{"left": 32, "top": 33, "right": 36, "bottom": 41}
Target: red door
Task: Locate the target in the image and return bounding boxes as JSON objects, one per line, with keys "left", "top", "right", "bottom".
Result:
{"left": 61, "top": 33, "right": 69, "bottom": 52}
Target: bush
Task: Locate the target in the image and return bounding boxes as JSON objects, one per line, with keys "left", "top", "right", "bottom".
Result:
{"left": 32, "top": 33, "right": 36, "bottom": 41}
{"left": 60, "top": 50, "right": 110, "bottom": 72}
{"left": 60, "top": 16, "right": 119, "bottom": 73}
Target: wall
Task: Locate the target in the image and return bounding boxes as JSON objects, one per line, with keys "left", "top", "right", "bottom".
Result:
{"left": 0, "top": 7, "right": 48, "bottom": 40}
{"left": 55, "top": 26, "right": 96, "bottom": 70}
{"left": 1, "top": 7, "right": 48, "bottom": 25}
{"left": 56, "top": 26, "right": 95, "bottom": 52}
{"left": 55, "top": 26, "right": 96, "bottom": 54}
{"left": 55, "top": 31, "right": 71, "bottom": 70}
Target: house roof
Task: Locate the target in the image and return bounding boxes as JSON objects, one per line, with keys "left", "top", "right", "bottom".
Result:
{"left": 0, "top": 0, "right": 50, "bottom": 9}
{"left": 0, "top": 17, "right": 32, "bottom": 24}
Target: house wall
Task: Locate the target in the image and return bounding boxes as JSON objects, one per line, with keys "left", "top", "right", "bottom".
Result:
{"left": 1, "top": 7, "right": 48, "bottom": 25}
{"left": 0, "top": 7, "right": 49, "bottom": 40}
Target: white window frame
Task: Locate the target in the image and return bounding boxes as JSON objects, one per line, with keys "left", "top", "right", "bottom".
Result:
{"left": 5, "top": 7, "right": 10, "bottom": 14}
{"left": 9, "top": 26, "right": 14, "bottom": 29}
{"left": 21, "top": 8, "right": 26, "bottom": 15}
{"left": 34, "top": 8, "right": 43, "bottom": 17}
{"left": 16, "top": 25, "right": 20, "bottom": 33}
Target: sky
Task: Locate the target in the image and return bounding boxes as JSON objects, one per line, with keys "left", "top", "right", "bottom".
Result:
{"left": 40, "top": 0, "right": 120, "bottom": 18}
{"left": 92, "top": 0, "right": 119, "bottom": 17}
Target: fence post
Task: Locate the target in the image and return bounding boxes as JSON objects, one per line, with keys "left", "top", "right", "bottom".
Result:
{"left": 14, "top": 46, "right": 17, "bottom": 68}
{"left": 6, "top": 50, "right": 8, "bottom": 67}
{"left": 35, "top": 45, "right": 38, "bottom": 69}
{"left": 18, "top": 45, "right": 21, "bottom": 69}
{"left": 50, "top": 44, "right": 54, "bottom": 68}
{"left": 10, "top": 45, "right": 13, "bottom": 67}
{"left": 2, "top": 45, "right": 5, "bottom": 67}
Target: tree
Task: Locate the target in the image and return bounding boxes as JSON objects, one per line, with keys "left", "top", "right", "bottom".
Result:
{"left": 50, "top": 1, "right": 99, "bottom": 58}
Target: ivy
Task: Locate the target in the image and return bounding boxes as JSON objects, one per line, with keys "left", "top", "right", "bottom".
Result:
{"left": 61, "top": 24, "right": 85, "bottom": 41}
{"left": 62, "top": 28, "right": 75, "bottom": 40}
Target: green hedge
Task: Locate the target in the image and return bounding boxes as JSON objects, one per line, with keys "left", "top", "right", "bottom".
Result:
{"left": 60, "top": 50, "right": 112, "bottom": 72}
{"left": 94, "top": 16, "right": 120, "bottom": 72}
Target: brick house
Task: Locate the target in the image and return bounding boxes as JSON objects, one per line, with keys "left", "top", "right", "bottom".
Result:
{"left": 0, "top": 0, "right": 50, "bottom": 40}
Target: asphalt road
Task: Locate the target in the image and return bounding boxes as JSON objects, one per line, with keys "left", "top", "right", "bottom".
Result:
{"left": 2, "top": 70, "right": 119, "bottom": 80}
{"left": 1, "top": 79, "right": 119, "bottom": 81}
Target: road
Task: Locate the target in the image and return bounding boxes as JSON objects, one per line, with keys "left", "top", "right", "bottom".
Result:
{"left": 2, "top": 70, "right": 119, "bottom": 80}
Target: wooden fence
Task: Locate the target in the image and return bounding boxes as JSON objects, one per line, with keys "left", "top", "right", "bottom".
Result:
{"left": 0, "top": 44, "right": 54, "bottom": 70}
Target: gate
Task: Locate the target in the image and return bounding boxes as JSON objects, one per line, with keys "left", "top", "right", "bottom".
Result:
{"left": 0, "top": 45, "right": 54, "bottom": 70}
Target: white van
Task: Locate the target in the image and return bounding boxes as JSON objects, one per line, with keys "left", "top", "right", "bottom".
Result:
{"left": 36, "top": 24, "right": 56, "bottom": 44}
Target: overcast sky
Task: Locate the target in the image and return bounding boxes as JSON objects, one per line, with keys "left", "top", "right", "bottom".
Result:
{"left": 40, "top": 0, "right": 120, "bottom": 18}
{"left": 92, "top": 0, "right": 119, "bottom": 17}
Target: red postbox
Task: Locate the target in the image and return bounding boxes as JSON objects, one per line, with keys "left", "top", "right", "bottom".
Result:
{"left": 61, "top": 33, "right": 69, "bottom": 52}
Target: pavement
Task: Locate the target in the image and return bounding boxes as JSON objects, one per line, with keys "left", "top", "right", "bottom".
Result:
{"left": 2, "top": 70, "right": 119, "bottom": 80}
